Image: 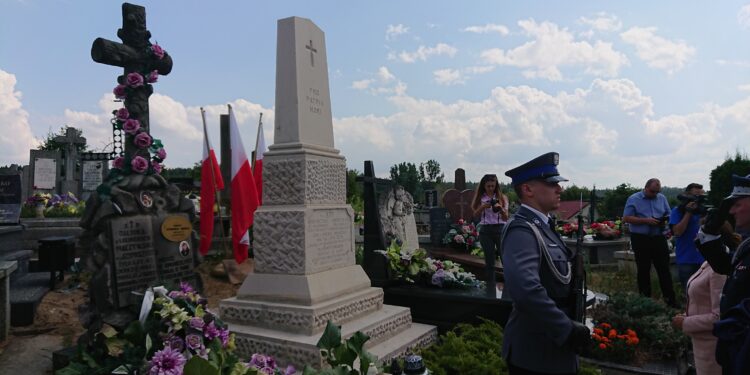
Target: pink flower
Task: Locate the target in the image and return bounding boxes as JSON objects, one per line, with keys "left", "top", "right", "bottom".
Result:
{"left": 151, "top": 44, "right": 165, "bottom": 59}
{"left": 134, "top": 132, "right": 152, "bottom": 148}
{"left": 131, "top": 156, "right": 149, "bottom": 173}
{"left": 156, "top": 148, "right": 167, "bottom": 160}
{"left": 458, "top": 219, "right": 465, "bottom": 225}
{"left": 148, "top": 346, "right": 185, "bottom": 375}
{"left": 147, "top": 70, "right": 159, "bottom": 83}
{"left": 152, "top": 161, "right": 162, "bottom": 174}
{"left": 113, "top": 84, "right": 127, "bottom": 99}
{"left": 112, "top": 156, "right": 125, "bottom": 169}
{"left": 115, "top": 107, "right": 129, "bottom": 121}
{"left": 126, "top": 72, "right": 144, "bottom": 87}
{"left": 454, "top": 234, "right": 465, "bottom": 244}
{"left": 123, "top": 119, "right": 141, "bottom": 134}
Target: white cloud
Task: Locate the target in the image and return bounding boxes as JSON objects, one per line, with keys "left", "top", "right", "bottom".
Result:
{"left": 739, "top": 4, "right": 750, "bottom": 29}
{"left": 716, "top": 59, "right": 750, "bottom": 67}
{"left": 390, "top": 43, "right": 457, "bottom": 63}
{"left": 377, "top": 66, "right": 395, "bottom": 82}
{"left": 462, "top": 23, "right": 509, "bottom": 35}
{"left": 0, "top": 69, "right": 38, "bottom": 164}
{"left": 620, "top": 27, "right": 695, "bottom": 74}
{"left": 480, "top": 19, "right": 629, "bottom": 81}
{"left": 352, "top": 79, "right": 374, "bottom": 90}
{"left": 385, "top": 24, "right": 409, "bottom": 40}
{"left": 738, "top": 84, "right": 750, "bottom": 91}
{"left": 434, "top": 69, "right": 464, "bottom": 85}
{"left": 578, "top": 12, "right": 622, "bottom": 33}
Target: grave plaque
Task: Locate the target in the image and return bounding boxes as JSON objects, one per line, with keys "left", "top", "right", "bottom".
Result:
{"left": 307, "top": 208, "right": 353, "bottom": 270}
{"left": 160, "top": 215, "right": 192, "bottom": 242}
{"left": 82, "top": 161, "right": 105, "bottom": 192}
{"left": 0, "top": 175, "right": 22, "bottom": 224}
{"left": 110, "top": 216, "right": 159, "bottom": 306}
{"left": 429, "top": 207, "right": 451, "bottom": 246}
{"left": 33, "top": 158, "right": 57, "bottom": 190}
{"left": 154, "top": 214, "right": 196, "bottom": 284}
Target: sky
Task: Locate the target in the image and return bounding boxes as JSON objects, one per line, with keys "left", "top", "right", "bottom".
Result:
{"left": 3, "top": 0, "right": 750, "bottom": 189}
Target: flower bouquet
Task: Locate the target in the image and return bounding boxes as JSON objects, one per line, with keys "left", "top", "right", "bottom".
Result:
{"left": 556, "top": 222, "right": 580, "bottom": 237}
{"left": 442, "top": 219, "right": 480, "bottom": 253}
{"left": 588, "top": 322, "right": 639, "bottom": 363}
{"left": 58, "top": 282, "right": 294, "bottom": 375}
{"left": 588, "top": 220, "right": 622, "bottom": 240}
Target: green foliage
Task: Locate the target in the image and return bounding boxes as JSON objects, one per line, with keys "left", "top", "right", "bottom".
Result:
{"left": 560, "top": 184, "right": 592, "bottom": 202}
{"left": 419, "top": 159, "right": 445, "bottom": 184}
{"left": 708, "top": 151, "right": 750, "bottom": 206}
{"left": 161, "top": 162, "right": 202, "bottom": 182}
{"left": 38, "top": 125, "right": 88, "bottom": 153}
{"left": 346, "top": 169, "right": 364, "bottom": 221}
{"left": 390, "top": 162, "right": 422, "bottom": 203}
{"left": 589, "top": 292, "right": 688, "bottom": 362}
{"left": 302, "top": 321, "right": 377, "bottom": 375}
{"left": 420, "top": 319, "right": 507, "bottom": 375}
{"left": 598, "top": 183, "right": 639, "bottom": 219}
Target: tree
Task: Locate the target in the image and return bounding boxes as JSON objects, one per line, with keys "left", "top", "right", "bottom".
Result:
{"left": 708, "top": 151, "right": 750, "bottom": 206}
{"left": 390, "top": 162, "right": 422, "bottom": 202}
{"left": 419, "top": 159, "right": 444, "bottom": 184}
{"left": 560, "top": 184, "right": 591, "bottom": 202}
{"left": 346, "top": 169, "right": 364, "bottom": 215}
{"left": 599, "top": 183, "right": 639, "bottom": 219}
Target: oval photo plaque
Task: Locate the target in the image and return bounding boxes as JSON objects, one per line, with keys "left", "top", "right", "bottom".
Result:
{"left": 161, "top": 215, "right": 192, "bottom": 242}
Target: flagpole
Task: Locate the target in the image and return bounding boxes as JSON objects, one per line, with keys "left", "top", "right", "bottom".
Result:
{"left": 251, "top": 113, "right": 263, "bottom": 170}
{"left": 201, "top": 107, "right": 231, "bottom": 259}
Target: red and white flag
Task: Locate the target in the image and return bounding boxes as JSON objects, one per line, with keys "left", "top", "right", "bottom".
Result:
{"left": 199, "top": 109, "right": 224, "bottom": 256}
{"left": 253, "top": 116, "right": 266, "bottom": 204}
{"left": 229, "top": 105, "right": 260, "bottom": 264}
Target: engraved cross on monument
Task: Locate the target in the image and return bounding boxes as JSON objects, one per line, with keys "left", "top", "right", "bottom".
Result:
{"left": 91, "top": 2, "right": 172, "bottom": 161}
{"left": 54, "top": 127, "right": 86, "bottom": 196}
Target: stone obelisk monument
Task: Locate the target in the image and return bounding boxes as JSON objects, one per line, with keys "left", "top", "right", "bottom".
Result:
{"left": 220, "top": 17, "right": 436, "bottom": 368}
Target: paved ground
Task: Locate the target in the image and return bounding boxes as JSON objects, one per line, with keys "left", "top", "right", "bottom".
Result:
{"left": 0, "top": 334, "right": 62, "bottom": 374}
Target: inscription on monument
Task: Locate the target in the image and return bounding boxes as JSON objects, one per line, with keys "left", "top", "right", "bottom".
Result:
{"left": 154, "top": 214, "right": 197, "bottom": 284}
{"left": 33, "top": 158, "right": 57, "bottom": 190}
{"left": 306, "top": 87, "right": 325, "bottom": 115}
{"left": 82, "top": 161, "right": 105, "bottom": 191}
{"left": 0, "top": 175, "right": 22, "bottom": 224}
{"left": 111, "top": 216, "right": 159, "bottom": 306}
{"left": 308, "top": 208, "right": 352, "bottom": 270}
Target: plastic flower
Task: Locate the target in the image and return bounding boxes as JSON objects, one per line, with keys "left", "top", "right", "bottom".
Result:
{"left": 147, "top": 70, "right": 159, "bottom": 83}
{"left": 453, "top": 234, "right": 465, "bottom": 244}
{"left": 185, "top": 333, "right": 203, "bottom": 350}
{"left": 112, "top": 156, "right": 125, "bottom": 169}
{"left": 113, "top": 84, "right": 127, "bottom": 99}
{"left": 204, "top": 321, "right": 221, "bottom": 341}
{"left": 131, "top": 156, "right": 149, "bottom": 174}
{"left": 188, "top": 317, "right": 205, "bottom": 330}
{"left": 148, "top": 346, "right": 185, "bottom": 375}
{"left": 155, "top": 148, "right": 167, "bottom": 160}
{"left": 126, "top": 72, "right": 144, "bottom": 87}
{"left": 134, "top": 132, "right": 153, "bottom": 148}
{"left": 123, "top": 119, "right": 141, "bottom": 134}
{"left": 116, "top": 107, "right": 129, "bottom": 121}
{"left": 151, "top": 43, "right": 165, "bottom": 59}
{"left": 152, "top": 161, "right": 163, "bottom": 174}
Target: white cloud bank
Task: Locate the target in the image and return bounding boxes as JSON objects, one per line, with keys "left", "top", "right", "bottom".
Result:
{"left": 0, "top": 69, "right": 38, "bottom": 164}
{"left": 620, "top": 27, "right": 695, "bottom": 74}
{"left": 389, "top": 43, "right": 458, "bottom": 63}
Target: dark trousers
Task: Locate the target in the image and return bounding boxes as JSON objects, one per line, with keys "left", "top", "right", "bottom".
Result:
{"left": 508, "top": 360, "right": 576, "bottom": 375}
{"left": 630, "top": 233, "right": 676, "bottom": 306}
{"left": 479, "top": 224, "right": 503, "bottom": 297}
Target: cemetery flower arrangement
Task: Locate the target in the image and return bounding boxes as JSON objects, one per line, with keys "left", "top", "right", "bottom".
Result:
{"left": 25, "top": 192, "right": 51, "bottom": 207}
{"left": 587, "top": 322, "right": 639, "bottom": 363}
{"left": 587, "top": 220, "right": 622, "bottom": 239}
{"left": 58, "top": 283, "right": 295, "bottom": 375}
{"left": 376, "top": 240, "right": 484, "bottom": 289}
{"left": 21, "top": 192, "right": 85, "bottom": 218}
{"left": 556, "top": 222, "right": 580, "bottom": 237}
{"left": 442, "top": 219, "right": 480, "bottom": 253}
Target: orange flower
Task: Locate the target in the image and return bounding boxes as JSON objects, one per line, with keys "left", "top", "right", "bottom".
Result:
{"left": 593, "top": 328, "right": 603, "bottom": 335}
{"left": 608, "top": 329, "right": 617, "bottom": 339}
{"left": 601, "top": 323, "right": 611, "bottom": 330}
{"left": 592, "top": 333, "right": 602, "bottom": 341}
{"left": 626, "top": 329, "right": 637, "bottom": 338}
{"left": 599, "top": 343, "right": 607, "bottom": 349}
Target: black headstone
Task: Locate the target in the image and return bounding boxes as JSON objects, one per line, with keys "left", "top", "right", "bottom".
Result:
{"left": 424, "top": 189, "right": 438, "bottom": 208}
{"left": 359, "top": 161, "right": 390, "bottom": 285}
{"left": 429, "top": 207, "right": 451, "bottom": 246}
{"left": 0, "top": 174, "right": 22, "bottom": 224}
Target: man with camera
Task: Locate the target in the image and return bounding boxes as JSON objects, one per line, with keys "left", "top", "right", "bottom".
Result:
{"left": 670, "top": 183, "right": 708, "bottom": 289}
{"left": 623, "top": 178, "right": 677, "bottom": 307}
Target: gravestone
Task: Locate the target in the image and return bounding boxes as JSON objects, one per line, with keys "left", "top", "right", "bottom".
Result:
{"left": 379, "top": 186, "right": 420, "bottom": 252}
{"left": 55, "top": 127, "right": 86, "bottom": 197}
{"left": 424, "top": 189, "right": 438, "bottom": 208}
{"left": 80, "top": 157, "right": 108, "bottom": 201}
{"left": 79, "top": 3, "right": 195, "bottom": 332}
{"left": 441, "top": 168, "right": 474, "bottom": 223}
{"left": 0, "top": 169, "right": 22, "bottom": 224}
{"left": 28, "top": 149, "right": 61, "bottom": 196}
{"left": 429, "top": 207, "right": 451, "bottom": 246}
{"left": 358, "top": 160, "right": 391, "bottom": 284}
{"left": 220, "top": 17, "right": 436, "bottom": 369}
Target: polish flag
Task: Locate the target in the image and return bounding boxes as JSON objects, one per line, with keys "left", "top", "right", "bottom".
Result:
{"left": 229, "top": 105, "right": 260, "bottom": 264}
{"left": 198, "top": 111, "right": 224, "bottom": 255}
{"left": 253, "top": 117, "right": 266, "bottom": 204}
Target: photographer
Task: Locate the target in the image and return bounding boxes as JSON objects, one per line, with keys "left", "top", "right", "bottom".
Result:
{"left": 472, "top": 173, "right": 509, "bottom": 297}
{"left": 623, "top": 178, "right": 677, "bottom": 307}
{"left": 670, "top": 183, "right": 707, "bottom": 289}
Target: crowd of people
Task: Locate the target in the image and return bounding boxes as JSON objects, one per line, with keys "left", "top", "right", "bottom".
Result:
{"left": 478, "top": 152, "right": 749, "bottom": 375}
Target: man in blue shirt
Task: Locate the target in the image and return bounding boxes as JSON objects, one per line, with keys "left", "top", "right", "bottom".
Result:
{"left": 623, "top": 178, "right": 677, "bottom": 307}
{"left": 669, "top": 183, "right": 706, "bottom": 290}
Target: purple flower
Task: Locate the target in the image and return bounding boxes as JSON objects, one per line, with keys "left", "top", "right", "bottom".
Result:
{"left": 152, "top": 44, "right": 165, "bottom": 59}
{"left": 179, "top": 281, "right": 195, "bottom": 293}
{"left": 188, "top": 317, "right": 205, "bottom": 330}
{"left": 126, "top": 72, "right": 144, "bottom": 88}
{"left": 148, "top": 70, "right": 159, "bottom": 83}
{"left": 131, "top": 156, "right": 149, "bottom": 174}
{"left": 249, "top": 354, "right": 270, "bottom": 368}
{"left": 284, "top": 365, "right": 296, "bottom": 375}
{"left": 259, "top": 368, "right": 274, "bottom": 375}
{"left": 134, "top": 132, "right": 152, "bottom": 148}
{"left": 116, "top": 107, "right": 129, "bottom": 121}
{"left": 156, "top": 148, "right": 167, "bottom": 160}
{"left": 113, "top": 84, "right": 127, "bottom": 99}
{"left": 122, "top": 119, "right": 141, "bottom": 134}
{"left": 148, "top": 346, "right": 185, "bottom": 375}
{"left": 219, "top": 328, "right": 230, "bottom": 347}
{"left": 166, "top": 336, "right": 184, "bottom": 352}
{"left": 204, "top": 321, "right": 220, "bottom": 341}
{"left": 152, "top": 161, "right": 163, "bottom": 174}
{"left": 432, "top": 269, "right": 446, "bottom": 287}
{"left": 185, "top": 333, "right": 203, "bottom": 351}
{"left": 112, "top": 156, "right": 125, "bottom": 169}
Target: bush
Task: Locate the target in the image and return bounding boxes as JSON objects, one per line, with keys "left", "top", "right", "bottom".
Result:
{"left": 420, "top": 319, "right": 507, "bottom": 375}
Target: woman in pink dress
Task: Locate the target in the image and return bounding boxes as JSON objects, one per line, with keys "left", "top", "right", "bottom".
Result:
{"left": 672, "top": 261, "right": 726, "bottom": 375}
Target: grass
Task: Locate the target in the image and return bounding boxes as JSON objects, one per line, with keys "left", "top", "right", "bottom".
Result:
{"left": 587, "top": 268, "right": 685, "bottom": 307}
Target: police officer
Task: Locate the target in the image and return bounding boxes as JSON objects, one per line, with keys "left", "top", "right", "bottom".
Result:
{"left": 696, "top": 174, "right": 750, "bottom": 374}
{"left": 501, "top": 152, "right": 590, "bottom": 375}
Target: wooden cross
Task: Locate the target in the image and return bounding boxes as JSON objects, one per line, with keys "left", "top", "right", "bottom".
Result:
{"left": 305, "top": 39, "right": 317, "bottom": 67}
{"left": 91, "top": 3, "right": 172, "bottom": 159}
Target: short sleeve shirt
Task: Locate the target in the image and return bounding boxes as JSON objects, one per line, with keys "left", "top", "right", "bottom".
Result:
{"left": 623, "top": 191, "right": 671, "bottom": 236}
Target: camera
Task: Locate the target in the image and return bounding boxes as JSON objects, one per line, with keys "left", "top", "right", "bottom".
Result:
{"left": 677, "top": 194, "right": 711, "bottom": 216}
{"left": 489, "top": 197, "right": 501, "bottom": 212}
